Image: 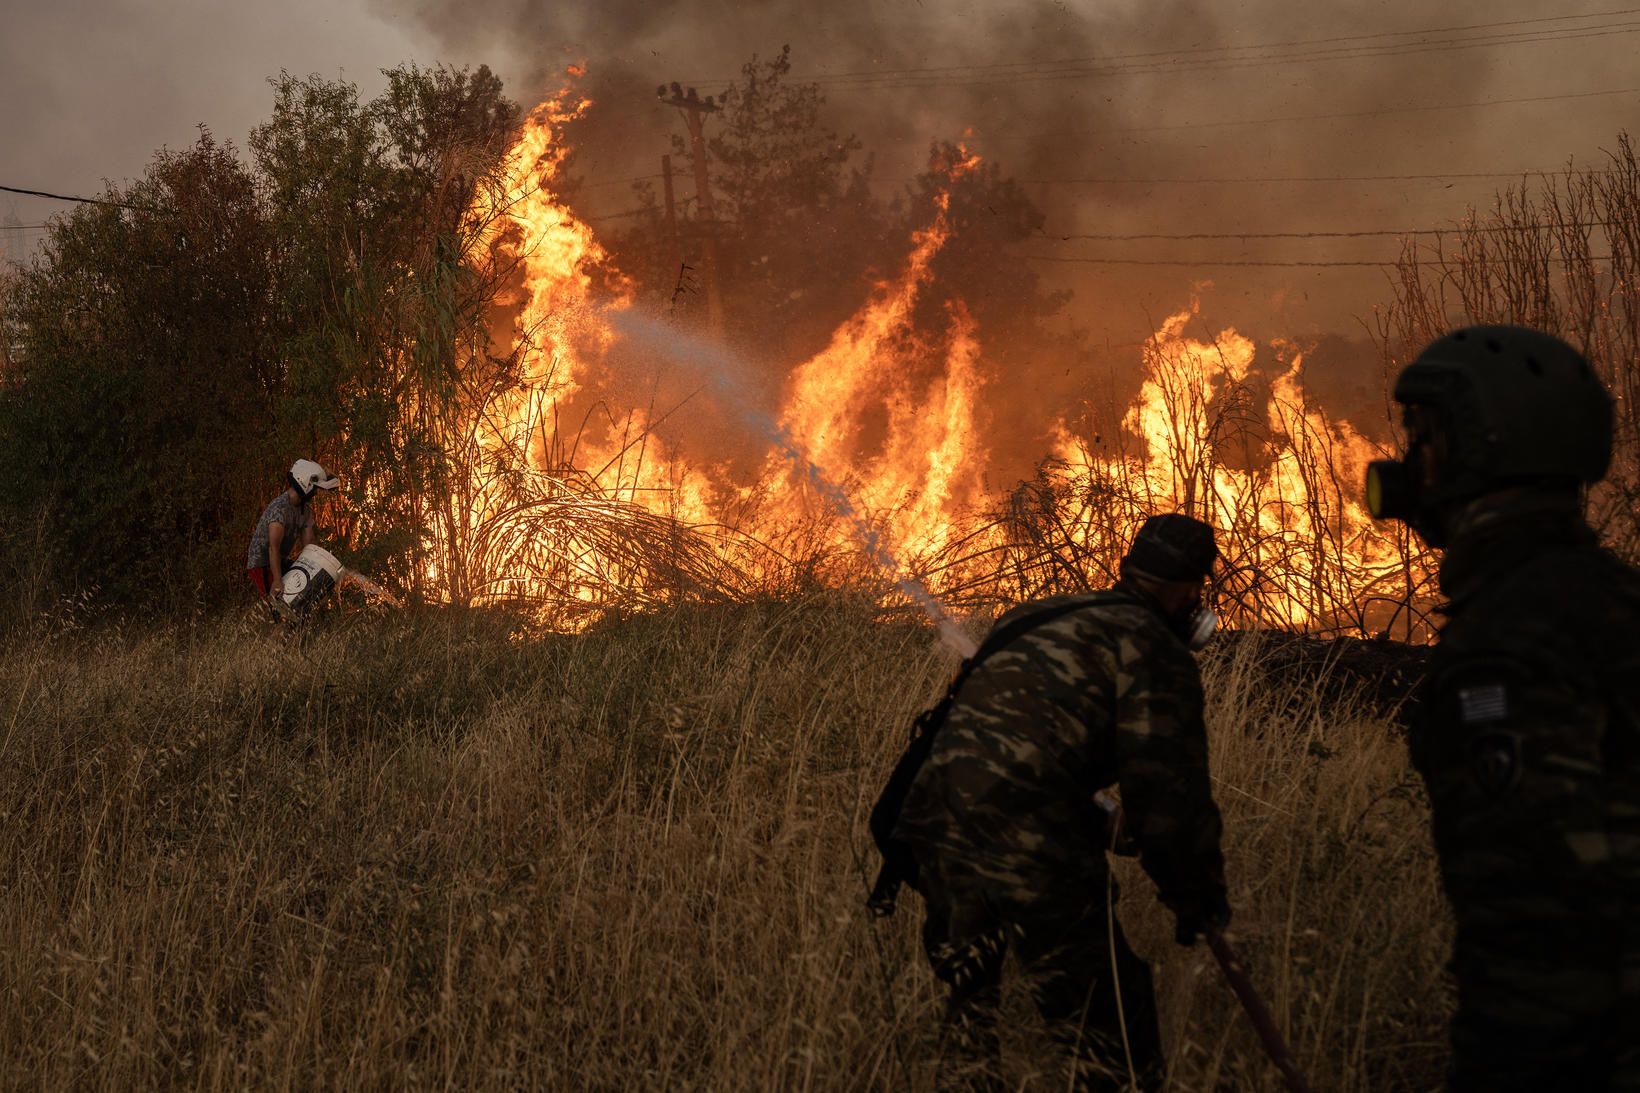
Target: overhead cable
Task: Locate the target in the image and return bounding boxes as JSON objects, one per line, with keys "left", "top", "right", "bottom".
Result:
{"left": 1020, "top": 253, "right": 1614, "bottom": 268}
{"left": 0, "top": 184, "right": 152, "bottom": 212}
{"left": 1047, "top": 219, "right": 1624, "bottom": 241}
{"left": 1018, "top": 170, "right": 1569, "bottom": 185}
{"left": 791, "top": 8, "right": 1640, "bottom": 85}
{"left": 813, "top": 23, "right": 1640, "bottom": 92}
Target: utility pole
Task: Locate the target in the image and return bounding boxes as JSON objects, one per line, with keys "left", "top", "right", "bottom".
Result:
{"left": 660, "top": 153, "right": 679, "bottom": 278}
{"left": 656, "top": 82, "right": 724, "bottom": 339}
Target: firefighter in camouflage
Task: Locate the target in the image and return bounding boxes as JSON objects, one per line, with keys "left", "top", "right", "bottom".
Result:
{"left": 893, "top": 513, "right": 1229, "bottom": 1091}
{"left": 1367, "top": 325, "right": 1640, "bottom": 1091}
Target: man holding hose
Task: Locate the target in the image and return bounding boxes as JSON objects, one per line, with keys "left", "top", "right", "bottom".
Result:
{"left": 245, "top": 459, "right": 338, "bottom": 611}
{"left": 891, "top": 514, "right": 1230, "bottom": 1091}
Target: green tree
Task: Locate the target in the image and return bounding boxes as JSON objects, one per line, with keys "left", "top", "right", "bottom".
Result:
{"left": 0, "top": 133, "right": 275, "bottom": 608}
{"left": 251, "top": 65, "right": 520, "bottom": 599}
{"left": 0, "top": 65, "right": 523, "bottom": 614}
{"left": 610, "top": 48, "right": 890, "bottom": 362}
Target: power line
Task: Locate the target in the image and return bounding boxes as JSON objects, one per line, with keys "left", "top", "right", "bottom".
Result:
{"left": 576, "top": 172, "right": 667, "bottom": 191}
{"left": 1017, "top": 170, "right": 1570, "bottom": 186}
{"left": 1020, "top": 252, "right": 1615, "bottom": 268}
{"left": 572, "top": 165, "right": 1581, "bottom": 195}
{"left": 582, "top": 205, "right": 657, "bottom": 222}
{"left": 814, "top": 22, "right": 1640, "bottom": 93}
{"left": 931, "top": 86, "right": 1640, "bottom": 146}
{"left": 1022, "top": 254, "right": 1393, "bottom": 268}
{"left": 585, "top": 26, "right": 1640, "bottom": 171}
{"left": 790, "top": 8, "right": 1640, "bottom": 86}
{"left": 1142, "top": 85, "right": 1640, "bottom": 133}
{"left": 1046, "top": 219, "right": 1625, "bottom": 242}
{"left": 842, "top": 83, "right": 1640, "bottom": 153}
{"left": 0, "top": 184, "right": 151, "bottom": 212}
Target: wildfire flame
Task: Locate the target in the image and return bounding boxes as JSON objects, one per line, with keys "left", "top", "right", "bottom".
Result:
{"left": 1045, "top": 305, "right": 1423, "bottom": 632}
{"left": 494, "top": 90, "right": 621, "bottom": 419}
{"left": 446, "top": 76, "right": 1431, "bottom": 637}
{"left": 766, "top": 147, "right": 988, "bottom": 556}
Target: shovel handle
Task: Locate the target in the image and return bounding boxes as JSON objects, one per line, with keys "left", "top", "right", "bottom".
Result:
{"left": 1205, "top": 928, "right": 1314, "bottom": 1093}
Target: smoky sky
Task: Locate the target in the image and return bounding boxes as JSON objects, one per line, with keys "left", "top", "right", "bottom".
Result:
{"left": 358, "top": 0, "right": 1640, "bottom": 342}
{"left": 4, "top": 0, "right": 1637, "bottom": 339}
{"left": 0, "top": 0, "right": 423, "bottom": 261}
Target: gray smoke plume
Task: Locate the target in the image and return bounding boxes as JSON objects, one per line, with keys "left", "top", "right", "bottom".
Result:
{"left": 365, "top": 0, "right": 1609, "bottom": 341}
{"left": 371, "top": 0, "right": 1632, "bottom": 468}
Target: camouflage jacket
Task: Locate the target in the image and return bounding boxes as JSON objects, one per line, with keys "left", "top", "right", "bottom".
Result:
{"left": 1413, "top": 492, "right": 1640, "bottom": 929}
{"left": 893, "top": 585, "right": 1226, "bottom": 916}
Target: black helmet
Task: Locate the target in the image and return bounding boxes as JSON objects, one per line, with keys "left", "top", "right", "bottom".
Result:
{"left": 1123, "top": 513, "right": 1219, "bottom": 582}
{"left": 1367, "top": 325, "right": 1612, "bottom": 542}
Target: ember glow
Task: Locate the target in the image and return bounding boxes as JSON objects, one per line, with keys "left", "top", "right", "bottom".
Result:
{"left": 445, "top": 77, "right": 1433, "bottom": 637}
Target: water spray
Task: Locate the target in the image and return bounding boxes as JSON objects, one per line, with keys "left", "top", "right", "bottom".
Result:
{"left": 339, "top": 568, "right": 404, "bottom": 609}
{"left": 276, "top": 545, "right": 404, "bottom": 616}
{"left": 609, "top": 310, "right": 978, "bottom": 658}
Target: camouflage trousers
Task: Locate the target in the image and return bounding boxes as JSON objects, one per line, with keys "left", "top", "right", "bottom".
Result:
{"left": 1447, "top": 915, "right": 1640, "bottom": 1091}
{"left": 918, "top": 856, "right": 1162, "bottom": 1092}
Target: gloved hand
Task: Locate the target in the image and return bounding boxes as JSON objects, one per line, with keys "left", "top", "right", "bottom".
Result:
{"left": 1092, "top": 791, "right": 1138, "bottom": 857}
{"left": 1172, "top": 892, "right": 1231, "bottom": 947}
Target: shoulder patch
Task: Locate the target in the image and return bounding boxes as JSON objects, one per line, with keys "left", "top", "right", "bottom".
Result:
{"left": 1457, "top": 683, "right": 1509, "bottom": 724}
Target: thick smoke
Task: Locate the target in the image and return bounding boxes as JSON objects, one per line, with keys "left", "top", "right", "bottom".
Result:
{"left": 372, "top": 0, "right": 1624, "bottom": 475}
{"left": 370, "top": 0, "right": 1525, "bottom": 240}
{"left": 367, "top": 0, "right": 1609, "bottom": 342}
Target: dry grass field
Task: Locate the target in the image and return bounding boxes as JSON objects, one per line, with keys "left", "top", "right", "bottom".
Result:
{"left": 0, "top": 600, "right": 1451, "bottom": 1090}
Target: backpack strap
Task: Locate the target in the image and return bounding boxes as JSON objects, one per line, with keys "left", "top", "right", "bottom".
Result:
{"left": 934, "top": 590, "right": 1129, "bottom": 733}
{"left": 866, "top": 588, "right": 1133, "bottom": 916}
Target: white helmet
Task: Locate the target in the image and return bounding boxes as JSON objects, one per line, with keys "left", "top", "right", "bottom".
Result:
{"left": 289, "top": 459, "right": 339, "bottom": 498}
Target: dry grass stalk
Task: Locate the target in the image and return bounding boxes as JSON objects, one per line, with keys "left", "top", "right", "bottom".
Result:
{"left": 0, "top": 604, "right": 1448, "bottom": 1089}
{"left": 910, "top": 330, "right": 1436, "bottom": 641}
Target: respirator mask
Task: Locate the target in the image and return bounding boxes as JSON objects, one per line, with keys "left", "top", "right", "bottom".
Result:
{"left": 1364, "top": 407, "right": 1450, "bottom": 547}
{"left": 1164, "top": 587, "right": 1218, "bottom": 651}
{"left": 1364, "top": 460, "right": 1407, "bottom": 521}
{"left": 1183, "top": 605, "right": 1219, "bottom": 651}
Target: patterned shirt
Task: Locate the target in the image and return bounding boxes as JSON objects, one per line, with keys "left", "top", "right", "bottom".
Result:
{"left": 246, "top": 493, "right": 314, "bottom": 570}
{"left": 894, "top": 586, "right": 1226, "bottom": 914}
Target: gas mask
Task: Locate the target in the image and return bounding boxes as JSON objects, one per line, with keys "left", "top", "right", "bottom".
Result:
{"left": 1165, "top": 590, "right": 1218, "bottom": 651}
{"left": 1365, "top": 406, "right": 1451, "bottom": 547}
{"left": 1183, "top": 605, "right": 1219, "bottom": 651}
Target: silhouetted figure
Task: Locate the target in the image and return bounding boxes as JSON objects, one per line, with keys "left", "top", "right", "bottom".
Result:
{"left": 1367, "top": 325, "right": 1640, "bottom": 1090}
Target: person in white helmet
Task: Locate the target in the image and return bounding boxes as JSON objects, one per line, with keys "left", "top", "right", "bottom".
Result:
{"left": 246, "top": 459, "right": 339, "bottom": 607}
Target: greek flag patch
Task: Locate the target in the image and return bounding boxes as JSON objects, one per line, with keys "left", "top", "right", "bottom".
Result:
{"left": 1458, "top": 683, "right": 1509, "bottom": 724}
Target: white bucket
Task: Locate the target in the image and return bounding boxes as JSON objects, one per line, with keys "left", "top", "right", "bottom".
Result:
{"left": 281, "top": 544, "right": 343, "bottom": 614}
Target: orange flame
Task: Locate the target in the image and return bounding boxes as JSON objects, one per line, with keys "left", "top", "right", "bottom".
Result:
{"left": 455, "top": 86, "right": 1426, "bottom": 634}
{"left": 768, "top": 148, "right": 987, "bottom": 555}
{"left": 1046, "top": 299, "right": 1422, "bottom": 632}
